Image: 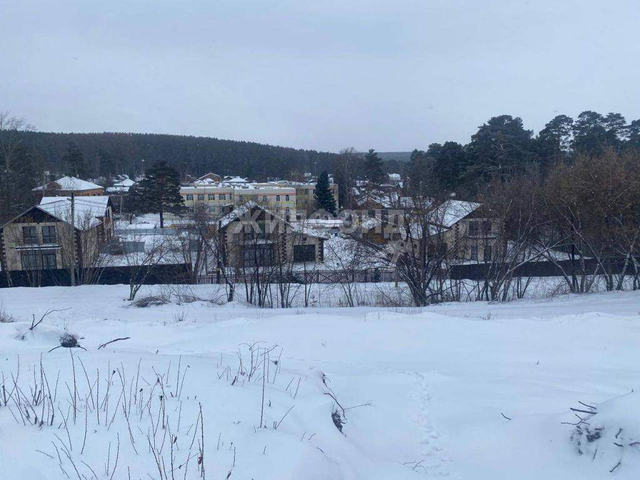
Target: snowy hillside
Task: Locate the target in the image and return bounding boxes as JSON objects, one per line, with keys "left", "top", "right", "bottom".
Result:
{"left": 1, "top": 285, "right": 640, "bottom": 479}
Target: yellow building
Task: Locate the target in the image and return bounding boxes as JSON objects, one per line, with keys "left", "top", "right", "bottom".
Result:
{"left": 181, "top": 184, "right": 297, "bottom": 219}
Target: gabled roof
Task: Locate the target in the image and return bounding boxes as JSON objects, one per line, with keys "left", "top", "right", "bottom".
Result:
{"left": 430, "top": 200, "right": 481, "bottom": 228}
{"left": 113, "top": 178, "right": 135, "bottom": 187}
{"left": 217, "top": 202, "right": 326, "bottom": 239}
{"left": 38, "top": 196, "right": 110, "bottom": 230}
{"left": 33, "top": 176, "right": 104, "bottom": 192}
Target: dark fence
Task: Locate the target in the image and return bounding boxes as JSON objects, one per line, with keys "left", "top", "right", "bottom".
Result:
{"left": 0, "top": 264, "right": 192, "bottom": 288}
{"left": 198, "top": 258, "right": 637, "bottom": 285}
{"left": 449, "top": 258, "right": 635, "bottom": 281}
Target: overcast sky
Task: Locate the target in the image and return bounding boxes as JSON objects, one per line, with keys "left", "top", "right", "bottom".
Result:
{"left": 3, "top": 0, "right": 639, "bottom": 152}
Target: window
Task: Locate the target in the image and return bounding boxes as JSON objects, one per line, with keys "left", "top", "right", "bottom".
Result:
{"left": 21, "top": 251, "right": 39, "bottom": 269}
{"left": 294, "top": 244, "right": 315, "bottom": 263}
{"left": 20, "top": 251, "right": 56, "bottom": 270}
{"left": 285, "top": 195, "right": 290, "bottom": 201}
{"left": 197, "top": 194, "right": 205, "bottom": 201}
{"left": 482, "top": 220, "right": 492, "bottom": 233}
{"left": 186, "top": 194, "right": 194, "bottom": 201}
{"left": 484, "top": 245, "right": 492, "bottom": 261}
{"left": 262, "top": 195, "right": 267, "bottom": 203}
{"left": 208, "top": 194, "right": 215, "bottom": 200}
{"left": 470, "top": 245, "right": 478, "bottom": 261}
{"left": 276, "top": 195, "right": 281, "bottom": 202}
{"left": 41, "top": 225, "right": 57, "bottom": 244}
{"left": 468, "top": 221, "right": 479, "bottom": 236}
{"left": 242, "top": 244, "right": 274, "bottom": 266}
{"left": 23, "top": 226, "right": 38, "bottom": 244}
{"left": 220, "top": 193, "right": 226, "bottom": 200}
{"left": 41, "top": 252, "right": 56, "bottom": 269}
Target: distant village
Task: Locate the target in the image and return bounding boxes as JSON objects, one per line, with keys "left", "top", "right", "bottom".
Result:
{"left": 0, "top": 168, "right": 500, "bottom": 302}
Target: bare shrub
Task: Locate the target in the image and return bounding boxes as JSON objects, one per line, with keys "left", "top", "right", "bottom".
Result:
{"left": 131, "top": 294, "right": 170, "bottom": 308}
{"left": 0, "top": 303, "right": 14, "bottom": 323}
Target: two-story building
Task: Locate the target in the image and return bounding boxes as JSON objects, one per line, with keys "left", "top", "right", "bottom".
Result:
{"left": 215, "top": 202, "right": 326, "bottom": 268}
{"left": 0, "top": 196, "right": 114, "bottom": 274}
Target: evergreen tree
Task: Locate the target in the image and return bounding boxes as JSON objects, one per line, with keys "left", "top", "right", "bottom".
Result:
{"left": 405, "top": 149, "right": 434, "bottom": 197}
{"left": 133, "top": 161, "right": 184, "bottom": 228}
{"left": 627, "top": 119, "right": 640, "bottom": 152}
{"left": 62, "top": 141, "right": 87, "bottom": 177}
{"left": 536, "top": 114, "right": 574, "bottom": 172}
{"left": 572, "top": 111, "right": 608, "bottom": 155}
{"left": 464, "top": 115, "right": 537, "bottom": 186}
{"left": 314, "top": 171, "right": 336, "bottom": 214}
{"left": 428, "top": 141, "right": 467, "bottom": 193}
{"left": 363, "top": 149, "right": 386, "bottom": 186}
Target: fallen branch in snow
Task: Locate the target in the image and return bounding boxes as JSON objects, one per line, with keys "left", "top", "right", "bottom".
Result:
{"left": 98, "top": 337, "right": 131, "bottom": 350}
{"left": 30, "top": 308, "right": 71, "bottom": 331}
{"left": 610, "top": 460, "right": 621, "bottom": 473}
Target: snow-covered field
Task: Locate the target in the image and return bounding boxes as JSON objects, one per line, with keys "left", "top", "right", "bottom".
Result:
{"left": 1, "top": 285, "right": 640, "bottom": 479}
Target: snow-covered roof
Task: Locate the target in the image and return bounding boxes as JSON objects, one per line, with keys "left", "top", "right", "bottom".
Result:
{"left": 223, "top": 176, "right": 249, "bottom": 184}
{"left": 113, "top": 178, "right": 135, "bottom": 187}
{"left": 430, "top": 200, "right": 481, "bottom": 228}
{"left": 33, "top": 176, "right": 104, "bottom": 192}
{"left": 38, "top": 196, "right": 110, "bottom": 230}
{"left": 218, "top": 202, "right": 325, "bottom": 238}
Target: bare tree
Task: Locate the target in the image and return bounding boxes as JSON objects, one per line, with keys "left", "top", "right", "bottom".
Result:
{"left": 332, "top": 148, "right": 362, "bottom": 210}
{"left": 117, "top": 231, "right": 175, "bottom": 301}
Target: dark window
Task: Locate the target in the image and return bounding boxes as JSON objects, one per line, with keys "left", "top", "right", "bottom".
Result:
{"left": 470, "top": 245, "right": 478, "bottom": 261}
{"left": 482, "top": 220, "right": 492, "bottom": 234}
{"left": 468, "top": 221, "right": 479, "bottom": 236}
{"left": 23, "top": 226, "right": 38, "bottom": 244}
{"left": 21, "top": 251, "right": 39, "bottom": 269}
{"left": 294, "top": 244, "right": 316, "bottom": 263}
{"left": 41, "top": 225, "right": 57, "bottom": 244}
{"left": 484, "top": 245, "right": 492, "bottom": 261}
{"left": 285, "top": 195, "right": 290, "bottom": 201}
{"left": 197, "top": 194, "right": 205, "bottom": 201}
{"left": 242, "top": 244, "right": 274, "bottom": 266}
{"left": 220, "top": 194, "right": 226, "bottom": 200}
{"left": 208, "top": 194, "right": 215, "bottom": 200}
{"left": 20, "top": 251, "right": 56, "bottom": 270}
{"left": 276, "top": 195, "right": 281, "bottom": 201}
{"left": 186, "top": 194, "right": 194, "bottom": 201}
{"left": 41, "top": 252, "right": 56, "bottom": 269}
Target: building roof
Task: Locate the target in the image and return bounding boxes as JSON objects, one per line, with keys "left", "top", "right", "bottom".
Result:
{"left": 217, "top": 202, "right": 326, "bottom": 238}
{"left": 430, "top": 200, "right": 481, "bottom": 228}
{"left": 113, "top": 178, "right": 135, "bottom": 187}
{"left": 33, "top": 176, "right": 104, "bottom": 192}
{"left": 38, "top": 196, "right": 110, "bottom": 230}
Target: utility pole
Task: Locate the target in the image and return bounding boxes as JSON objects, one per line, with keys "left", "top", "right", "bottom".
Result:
{"left": 70, "top": 192, "right": 77, "bottom": 286}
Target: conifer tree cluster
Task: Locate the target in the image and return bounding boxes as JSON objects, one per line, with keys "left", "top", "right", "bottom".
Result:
{"left": 129, "top": 161, "right": 184, "bottom": 228}
{"left": 314, "top": 171, "right": 336, "bottom": 214}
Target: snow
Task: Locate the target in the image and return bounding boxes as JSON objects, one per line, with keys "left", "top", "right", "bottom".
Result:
{"left": 34, "top": 176, "right": 104, "bottom": 192}
{"left": 1, "top": 286, "right": 640, "bottom": 479}
{"left": 39, "top": 196, "right": 110, "bottom": 229}
{"left": 432, "top": 199, "right": 481, "bottom": 228}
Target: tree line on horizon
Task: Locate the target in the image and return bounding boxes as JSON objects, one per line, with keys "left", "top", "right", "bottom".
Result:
{"left": 2, "top": 110, "right": 640, "bottom": 221}
{"left": 331, "top": 111, "right": 640, "bottom": 207}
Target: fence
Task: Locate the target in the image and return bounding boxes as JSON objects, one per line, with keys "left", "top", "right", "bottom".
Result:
{"left": 197, "top": 258, "right": 638, "bottom": 285}
{"left": 0, "top": 264, "right": 192, "bottom": 288}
